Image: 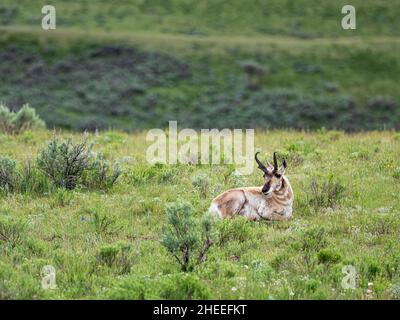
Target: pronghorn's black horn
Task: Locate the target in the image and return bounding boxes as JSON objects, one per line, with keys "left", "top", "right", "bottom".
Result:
{"left": 273, "top": 152, "right": 278, "bottom": 172}
{"left": 255, "top": 152, "right": 268, "bottom": 172}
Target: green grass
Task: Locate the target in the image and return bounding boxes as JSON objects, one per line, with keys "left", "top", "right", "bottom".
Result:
{"left": 1, "top": 129, "right": 400, "bottom": 299}
{"left": 1, "top": 0, "right": 400, "bottom": 37}
{"left": 1, "top": 0, "right": 400, "bottom": 300}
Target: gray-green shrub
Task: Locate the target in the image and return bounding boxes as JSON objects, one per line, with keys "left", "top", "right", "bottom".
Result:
{"left": 37, "top": 134, "right": 122, "bottom": 190}
{"left": 162, "top": 201, "right": 215, "bottom": 272}
{"left": 191, "top": 173, "right": 209, "bottom": 198}
{"left": 85, "top": 152, "right": 122, "bottom": 190}
{"left": 0, "top": 104, "right": 45, "bottom": 134}
{"left": 0, "top": 156, "right": 17, "bottom": 193}
{"left": 37, "top": 134, "right": 92, "bottom": 189}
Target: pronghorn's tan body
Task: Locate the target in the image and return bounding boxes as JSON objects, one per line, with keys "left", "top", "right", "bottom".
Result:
{"left": 209, "top": 177, "right": 293, "bottom": 221}
{"left": 209, "top": 152, "right": 294, "bottom": 221}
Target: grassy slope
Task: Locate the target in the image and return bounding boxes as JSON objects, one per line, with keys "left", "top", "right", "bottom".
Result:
{"left": 1, "top": 27, "right": 400, "bottom": 131}
{"left": 1, "top": 129, "right": 400, "bottom": 299}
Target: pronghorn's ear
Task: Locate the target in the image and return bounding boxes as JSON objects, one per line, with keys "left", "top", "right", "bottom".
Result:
{"left": 282, "top": 159, "right": 287, "bottom": 169}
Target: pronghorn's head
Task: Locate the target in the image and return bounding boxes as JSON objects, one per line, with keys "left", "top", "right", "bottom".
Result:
{"left": 255, "top": 152, "right": 287, "bottom": 196}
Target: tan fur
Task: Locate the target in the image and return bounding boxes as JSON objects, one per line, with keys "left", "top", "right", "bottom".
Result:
{"left": 209, "top": 176, "right": 294, "bottom": 221}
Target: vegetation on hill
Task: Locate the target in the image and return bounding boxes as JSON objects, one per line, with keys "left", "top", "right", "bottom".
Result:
{"left": 0, "top": 30, "right": 399, "bottom": 131}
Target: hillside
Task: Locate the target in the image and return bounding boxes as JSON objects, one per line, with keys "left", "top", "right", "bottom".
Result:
{"left": 0, "top": 0, "right": 400, "bottom": 131}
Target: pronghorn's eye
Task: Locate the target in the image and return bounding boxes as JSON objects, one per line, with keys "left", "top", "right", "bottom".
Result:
{"left": 275, "top": 173, "right": 282, "bottom": 178}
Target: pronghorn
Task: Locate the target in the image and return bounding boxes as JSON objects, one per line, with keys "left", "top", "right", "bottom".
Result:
{"left": 209, "top": 152, "right": 294, "bottom": 221}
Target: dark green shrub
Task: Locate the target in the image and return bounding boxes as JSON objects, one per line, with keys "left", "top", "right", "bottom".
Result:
{"left": 0, "top": 104, "right": 45, "bottom": 134}
{"left": 317, "top": 249, "right": 341, "bottom": 265}
{"left": 383, "top": 241, "right": 400, "bottom": 280}
{"left": 162, "top": 201, "right": 215, "bottom": 272}
{"left": 37, "top": 134, "right": 92, "bottom": 189}
{"left": 360, "top": 256, "right": 382, "bottom": 280}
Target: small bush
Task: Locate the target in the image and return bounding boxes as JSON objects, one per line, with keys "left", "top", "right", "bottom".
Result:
{"left": 84, "top": 208, "right": 121, "bottom": 238}
{"left": 17, "top": 161, "right": 50, "bottom": 195}
{"left": 217, "top": 217, "right": 253, "bottom": 245}
{"left": 191, "top": 173, "right": 210, "bottom": 198}
{"left": 97, "top": 242, "right": 135, "bottom": 274}
{"left": 0, "top": 156, "right": 17, "bottom": 193}
{"left": 360, "top": 256, "right": 382, "bottom": 279}
{"left": 392, "top": 167, "right": 400, "bottom": 180}
{"left": 291, "top": 227, "right": 327, "bottom": 270}
{"left": 390, "top": 285, "right": 400, "bottom": 299}
{"left": 53, "top": 189, "right": 73, "bottom": 207}
{"left": 308, "top": 176, "right": 346, "bottom": 208}
{"left": 0, "top": 262, "right": 44, "bottom": 299}
{"left": 0, "top": 217, "right": 26, "bottom": 248}
{"left": 159, "top": 273, "right": 212, "bottom": 299}
{"left": 37, "top": 134, "right": 92, "bottom": 189}
{"left": 162, "top": 201, "right": 215, "bottom": 272}
{"left": 317, "top": 249, "right": 341, "bottom": 265}
{"left": 84, "top": 152, "right": 122, "bottom": 190}
{"left": 127, "top": 166, "right": 158, "bottom": 186}
{"left": 106, "top": 277, "right": 147, "bottom": 300}
{"left": 0, "top": 104, "right": 45, "bottom": 134}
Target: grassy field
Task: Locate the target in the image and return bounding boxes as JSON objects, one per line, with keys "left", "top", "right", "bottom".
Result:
{"left": 1, "top": 129, "right": 400, "bottom": 299}
{"left": 1, "top": 0, "right": 400, "bottom": 301}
